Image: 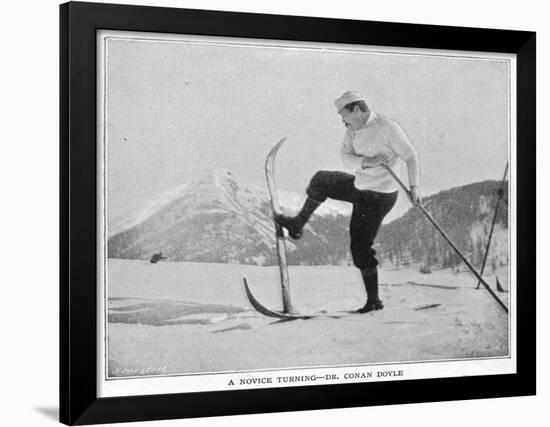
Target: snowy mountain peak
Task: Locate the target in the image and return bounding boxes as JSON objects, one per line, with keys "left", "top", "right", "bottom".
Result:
{"left": 196, "top": 168, "right": 235, "bottom": 189}
{"left": 110, "top": 169, "right": 351, "bottom": 238}
{"left": 109, "top": 169, "right": 290, "bottom": 264}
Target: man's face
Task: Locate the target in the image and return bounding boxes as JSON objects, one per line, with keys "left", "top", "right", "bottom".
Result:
{"left": 338, "top": 105, "right": 367, "bottom": 130}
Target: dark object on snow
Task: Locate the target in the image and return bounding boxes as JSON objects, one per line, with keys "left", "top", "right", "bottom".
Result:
{"left": 414, "top": 303, "right": 441, "bottom": 311}
{"left": 406, "top": 281, "right": 458, "bottom": 290}
{"left": 496, "top": 276, "right": 505, "bottom": 292}
{"left": 419, "top": 263, "right": 432, "bottom": 274}
{"left": 150, "top": 251, "right": 166, "bottom": 264}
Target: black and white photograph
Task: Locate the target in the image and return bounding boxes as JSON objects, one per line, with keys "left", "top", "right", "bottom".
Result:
{"left": 98, "top": 29, "right": 515, "bottom": 396}
{"left": 5, "top": 0, "right": 546, "bottom": 426}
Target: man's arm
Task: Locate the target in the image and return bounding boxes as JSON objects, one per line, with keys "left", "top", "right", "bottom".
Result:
{"left": 340, "top": 132, "right": 364, "bottom": 170}
{"left": 386, "top": 120, "right": 421, "bottom": 204}
{"left": 341, "top": 132, "right": 391, "bottom": 169}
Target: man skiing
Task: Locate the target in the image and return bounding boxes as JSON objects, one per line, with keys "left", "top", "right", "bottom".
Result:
{"left": 276, "top": 91, "right": 421, "bottom": 313}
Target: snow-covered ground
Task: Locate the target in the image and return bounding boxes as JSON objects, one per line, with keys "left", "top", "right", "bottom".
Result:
{"left": 107, "top": 259, "right": 509, "bottom": 377}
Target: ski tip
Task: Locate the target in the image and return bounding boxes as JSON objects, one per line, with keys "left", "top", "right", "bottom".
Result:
{"left": 242, "top": 277, "right": 251, "bottom": 292}
{"left": 267, "top": 138, "right": 288, "bottom": 158}
{"left": 242, "top": 276, "right": 311, "bottom": 320}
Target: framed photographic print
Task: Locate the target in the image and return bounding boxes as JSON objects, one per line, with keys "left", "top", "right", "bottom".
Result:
{"left": 60, "top": 1, "right": 536, "bottom": 425}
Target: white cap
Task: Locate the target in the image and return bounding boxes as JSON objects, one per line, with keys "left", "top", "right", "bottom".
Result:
{"left": 334, "top": 91, "right": 366, "bottom": 113}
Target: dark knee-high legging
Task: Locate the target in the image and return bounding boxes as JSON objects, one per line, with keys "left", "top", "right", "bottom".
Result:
{"left": 306, "top": 171, "right": 398, "bottom": 269}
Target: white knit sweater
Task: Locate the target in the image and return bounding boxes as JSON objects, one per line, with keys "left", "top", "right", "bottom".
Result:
{"left": 340, "top": 112, "right": 420, "bottom": 193}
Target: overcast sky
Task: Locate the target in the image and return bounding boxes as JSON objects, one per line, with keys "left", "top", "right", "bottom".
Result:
{"left": 102, "top": 32, "right": 510, "bottom": 225}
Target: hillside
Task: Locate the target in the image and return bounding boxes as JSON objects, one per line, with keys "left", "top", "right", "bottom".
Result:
{"left": 108, "top": 170, "right": 508, "bottom": 269}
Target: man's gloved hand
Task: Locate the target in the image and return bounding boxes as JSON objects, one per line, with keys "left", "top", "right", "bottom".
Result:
{"left": 361, "top": 153, "right": 390, "bottom": 168}
{"left": 408, "top": 185, "right": 421, "bottom": 205}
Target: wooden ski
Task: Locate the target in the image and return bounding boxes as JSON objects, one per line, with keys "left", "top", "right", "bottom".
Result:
{"left": 242, "top": 138, "right": 300, "bottom": 318}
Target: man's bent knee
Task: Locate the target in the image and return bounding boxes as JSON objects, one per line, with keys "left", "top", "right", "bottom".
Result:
{"left": 352, "top": 256, "right": 379, "bottom": 269}
{"left": 351, "top": 242, "right": 378, "bottom": 269}
{"left": 306, "top": 171, "right": 333, "bottom": 203}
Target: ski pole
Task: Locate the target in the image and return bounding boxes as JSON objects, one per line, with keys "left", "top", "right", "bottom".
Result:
{"left": 476, "top": 162, "right": 508, "bottom": 289}
{"left": 382, "top": 164, "right": 508, "bottom": 313}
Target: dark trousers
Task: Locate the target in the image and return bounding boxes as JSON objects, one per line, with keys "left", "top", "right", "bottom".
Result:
{"left": 306, "top": 171, "right": 398, "bottom": 269}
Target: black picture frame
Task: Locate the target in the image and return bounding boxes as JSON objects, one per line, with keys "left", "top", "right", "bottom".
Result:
{"left": 60, "top": 1, "right": 536, "bottom": 425}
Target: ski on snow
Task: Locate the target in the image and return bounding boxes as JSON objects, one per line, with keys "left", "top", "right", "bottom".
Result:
{"left": 242, "top": 138, "right": 350, "bottom": 320}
